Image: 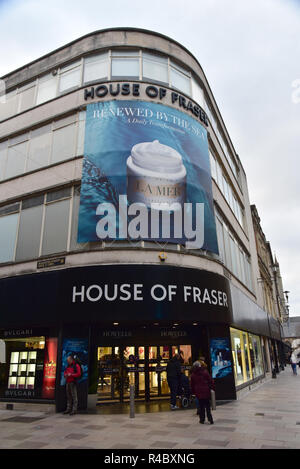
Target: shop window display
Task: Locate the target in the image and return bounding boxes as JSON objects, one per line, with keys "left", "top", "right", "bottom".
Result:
{"left": 230, "top": 328, "right": 264, "bottom": 387}
{"left": 2, "top": 335, "right": 57, "bottom": 399}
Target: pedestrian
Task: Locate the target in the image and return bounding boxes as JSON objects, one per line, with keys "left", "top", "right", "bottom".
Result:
{"left": 191, "top": 360, "right": 215, "bottom": 424}
{"left": 166, "top": 353, "right": 181, "bottom": 410}
{"left": 63, "top": 355, "right": 82, "bottom": 415}
{"left": 290, "top": 353, "right": 298, "bottom": 375}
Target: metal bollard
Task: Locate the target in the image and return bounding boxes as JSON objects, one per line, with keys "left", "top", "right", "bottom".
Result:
{"left": 129, "top": 384, "right": 135, "bottom": 418}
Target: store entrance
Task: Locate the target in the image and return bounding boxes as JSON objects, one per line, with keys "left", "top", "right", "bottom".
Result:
{"left": 97, "top": 344, "right": 192, "bottom": 404}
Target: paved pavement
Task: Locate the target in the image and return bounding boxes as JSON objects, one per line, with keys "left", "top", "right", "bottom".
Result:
{"left": 1, "top": 368, "right": 300, "bottom": 449}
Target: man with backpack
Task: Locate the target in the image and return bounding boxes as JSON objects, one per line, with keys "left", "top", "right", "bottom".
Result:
{"left": 63, "top": 354, "right": 82, "bottom": 415}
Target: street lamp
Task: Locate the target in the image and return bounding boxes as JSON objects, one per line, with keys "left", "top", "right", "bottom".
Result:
{"left": 284, "top": 291, "right": 290, "bottom": 303}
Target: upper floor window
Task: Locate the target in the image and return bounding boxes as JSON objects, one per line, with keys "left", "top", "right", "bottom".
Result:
{"left": 170, "top": 61, "right": 191, "bottom": 95}
{"left": 59, "top": 61, "right": 81, "bottom": 93}
{"left": 0, "top": 111, "right": 85, "bottom": 181}
{"left": 36, "top": 73, "right": 57, "bottom": 105}
{"left": 142, "top": 53, "right": 168, "bottom": 84}
{"left": 84, "top": 53, "right": 108, "bottom": 83}
{"left": 111, "top": 50, "right": 140, "bottom": 79}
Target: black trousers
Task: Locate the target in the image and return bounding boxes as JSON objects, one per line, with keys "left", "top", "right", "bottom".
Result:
{"left": 197, "top": 398, "right": 213, "bottom": 422}
{"left": 167, "top": 377, "right": 179, "bottom": 406}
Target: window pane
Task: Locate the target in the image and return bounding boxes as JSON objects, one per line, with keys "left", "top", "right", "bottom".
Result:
{"left": 51, "top": 123, "right": 76, "bottom": 164}
{"left": 70, "top": 187, "right": 81, "bottom": 250}
{"left": 36, "top": 74, "right": 57, "bottom": 105}
{"left": 142, "top": 53, "right": 168, "bottom": 83}
{"left": 42, "top": 199, "right": 70, "bottom": 255}
{"left": 15, "top": 205, "right": 43, "bottom": 261}
{"left": 27, "top": 124, "right": 51, "bottom": 171}
{"left": 209, "top": 151, "right": 216, "bottom": 180}
{"left": 249, "top": 334, "right": 264, "bottom": 378}
{"left": 0, "top": 142, "right": 7, "bottom": 180}
{"left": 0, "top": 213, "right": 18, "bottom": 263}
{"left": 111, "top": 58, "right": 139, "bottom": 78}
{"left": 0, "top": 91, "right": 18, "bottom": 121}
{"left": 229, "top": 236, "right": 238, "bottom": 276}
{"left": 46, "top": 187, "right": 71, "bottom": 202}
{"left": 223, "top": 227, "right": 232, "bottom": 270}
{"left": 59, "top": 62, "right": 81, "bottom": 92}
{"left": 18, "top": 83, "right": 36, "bottom": 112}
{"left": 76, "top": 111, "right": 86, "bottom": 156}
{"left": 215, "top": 218, "right": 225, "bottom": 263}
{"left": 230, "top": 328, "right": 244, "bottom": 386}
{"left": 84, "top": 53, "right": 108, "bottom": 83}
{"left": 5, "top": 141, "right": 27, "bottom": 179}
{"left": 191, "top": 77, "right": 204, "bottom": 107}
{"left": 170, "top": 65, "right": 190, "bottom": 95}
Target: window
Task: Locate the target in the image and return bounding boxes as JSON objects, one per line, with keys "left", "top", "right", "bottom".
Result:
{"left": 249, "top": 334, "right": 264, "bottom": 378}
{"left": 5, "top": 135, "right": 28, "bottom": 179}
{"left": 0, "top": 90, "right": 18, "bottom": 121}
{"left": 231, "top": 328, "right": 262, "bottom": 386}
{"left": 142, "top": 53, "right": 168, "bottom": 83}
{"left": 59, "top": 61, "right": 81, "bottom": 93}
{"left": 230, "top": 328, "right": 244, "bottom": 386}
{"left": 17, "top": 82, "right": 36, "bottom": 113}
{"left": 229, "top": 235, "right": 238, "bottom": 277}
{"left": 84, "top": 53, "right": 108, "bottom": 83}
{"left": 0, "top": 141, "right": 7, "bottom": 180}
{"left": 191, "top": 77, "right": 204, "bottom": 107}
{"left": 170, "top": 61, "right": 191, "bottom": 95}
{"left": 51, "top": 115, "right": 77, "bottom": 164}
{"left": 0, "top": 213, "right": 19, "bottom": 263}
{"left": 70, "top": 186, "right": 81, "bottom": 251}
{"left": 15, "top": 196, "right": 44, "bottom": 261}
{"left": 209, "top": 151, "right": 217, "bottom": 181}
{"left": 111, "top": 50, "right": 140, "bottom": 79}
{"left": 41, "top": 197, "right": 71, "bottom": 255}
{"left": 223, "top": 225, "right": 232, "bottom": 271}
{"left": 216, "top": 217, "right": 225, "bottom": 263}
{"left": 36, "top": 74, "right": 57, "bottom": 105}
{"left": 27, "top": 124, "right": 51, "bottom": 171}
{"left": 76, "top": 111, "right": 86, "bottom": 156}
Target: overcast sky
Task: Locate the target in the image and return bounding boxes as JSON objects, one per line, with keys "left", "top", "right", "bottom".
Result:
{"left": 0, "top": 0, "right": 299, "bottom": 316}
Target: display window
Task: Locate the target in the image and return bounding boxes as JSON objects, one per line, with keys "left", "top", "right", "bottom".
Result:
{"left": 230, "top": 328, "right": 265, "bottom": 387}
{"left": 2, "top": 334, "right": 57, "bottom": 400}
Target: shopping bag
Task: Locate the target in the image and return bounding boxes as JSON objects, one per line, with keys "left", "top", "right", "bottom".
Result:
{"left": 210, "top": 389, "right": 216, "bottom": 410}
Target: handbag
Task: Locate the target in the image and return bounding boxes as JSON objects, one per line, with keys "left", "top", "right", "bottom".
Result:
{"left": 210, "top": 389, "right": 216, "bottom": 410}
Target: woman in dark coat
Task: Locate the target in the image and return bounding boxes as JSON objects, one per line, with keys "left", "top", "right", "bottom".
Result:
{"left": 191, "top": 361, "right": 214, "bottom": 424}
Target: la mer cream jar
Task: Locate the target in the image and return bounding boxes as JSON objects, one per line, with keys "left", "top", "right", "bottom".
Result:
{"left": 126, "top": 140, "right": 186, "bottom": 208}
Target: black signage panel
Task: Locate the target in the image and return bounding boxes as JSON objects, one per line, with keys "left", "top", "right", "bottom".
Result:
{"left": 0, "top": 265, "right": 232, "bottom": 327}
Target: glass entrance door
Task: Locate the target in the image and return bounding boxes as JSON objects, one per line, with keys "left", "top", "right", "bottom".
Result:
{"left": 97, "top": 344, "right": 192, "bottom": 404}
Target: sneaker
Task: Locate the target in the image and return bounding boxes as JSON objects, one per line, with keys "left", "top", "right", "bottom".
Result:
{"left": 199, "top": 420, "right": 205, "bottom": 424}
{"left": 170, "top": 405, "right": 179, "bottom": 410}
{"left": 69, "top": 411, "right": 77, "bottom": 416}
{"left": 209, "top": 420, "right": 214, "bottom": 425}
{"left": 63, "top": 410, "right": 71, "bottom": 415}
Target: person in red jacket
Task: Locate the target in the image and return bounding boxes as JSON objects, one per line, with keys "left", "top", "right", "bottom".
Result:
{"left": 191, "top": 360, "right": 215, "bottom": 424}
{"left": 63, "top": 355, "right": 81, "bottom": 415}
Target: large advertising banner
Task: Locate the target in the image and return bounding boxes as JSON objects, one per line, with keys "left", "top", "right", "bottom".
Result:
{"left": 42, "top": 337, "right": 57, "bottom": 399}
{"left": 77, "top": 100, "right": 218, "bottom": 252}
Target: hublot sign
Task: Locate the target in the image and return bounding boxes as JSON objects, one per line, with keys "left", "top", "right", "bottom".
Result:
{"left": 84, "top": 82, "right": 208, "bottom": 127}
